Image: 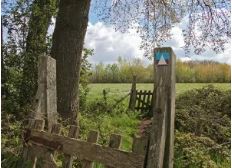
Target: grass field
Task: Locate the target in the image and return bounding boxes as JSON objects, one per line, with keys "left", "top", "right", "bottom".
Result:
{"left": 87, "top": 83, "right": 230, "bottom": 101}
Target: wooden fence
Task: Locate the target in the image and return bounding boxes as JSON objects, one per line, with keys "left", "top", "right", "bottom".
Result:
{"left": 23, "top": 119, "right": 148, "bottom": 168}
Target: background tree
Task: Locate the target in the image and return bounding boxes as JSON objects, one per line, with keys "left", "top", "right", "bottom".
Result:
{"left": 20, "top": 0, "right": 57, "bottom": 108}
{"left": 90, "top": 58, "right": 230, "bottom": 83}
{"left": 2, "top": 0, "right": 31, "bottom": 116}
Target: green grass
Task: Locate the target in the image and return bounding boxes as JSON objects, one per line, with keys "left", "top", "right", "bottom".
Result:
{"left": 87, "top": 83, "right": 230, "bottom": 101}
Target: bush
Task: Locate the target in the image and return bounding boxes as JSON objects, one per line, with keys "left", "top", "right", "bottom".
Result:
{"left": 174, "top": 85, "right": 231, "bottom": 167}
{"left": 175, "top": 85, "right": 230, "bottom": 144}
{"left": 174, "top": 131, "right": 230, "bottom": 168}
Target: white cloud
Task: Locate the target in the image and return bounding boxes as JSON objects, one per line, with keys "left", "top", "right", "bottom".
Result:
{"left": 84, "top": 22, "right": 148, "bottom": 64}
{"left": 48, "top": 19, "right": 231, "bottom": 65}
{"left": 85, "top": 21, "right": 231, "bottom": 65}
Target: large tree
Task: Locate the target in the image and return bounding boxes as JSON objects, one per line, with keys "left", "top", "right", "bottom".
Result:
{"left": 51, "top": 0, "right": 91, "bottom": 125}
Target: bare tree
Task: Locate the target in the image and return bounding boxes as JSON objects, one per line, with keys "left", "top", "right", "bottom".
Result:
{"left": 93, "top": 0, "right": 230, "bottom": 56}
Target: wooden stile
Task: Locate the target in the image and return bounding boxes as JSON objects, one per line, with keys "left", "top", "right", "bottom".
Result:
{"left": 27, "top": 128, "right": 145, "bottom": 168}
{"left": 22, "top": 54, "right": 151, "bottom": 168}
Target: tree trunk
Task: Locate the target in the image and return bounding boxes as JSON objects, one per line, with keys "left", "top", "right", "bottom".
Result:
{"left": 20, "top": 0, "right": 56, "bottom": 106}
{"left": 51, "top": 0, "right": 91, "bottom": 125}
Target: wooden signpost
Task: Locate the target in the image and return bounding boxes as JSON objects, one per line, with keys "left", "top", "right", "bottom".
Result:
{"left": 147, "top": 47, "right": 176, "bottom": 168}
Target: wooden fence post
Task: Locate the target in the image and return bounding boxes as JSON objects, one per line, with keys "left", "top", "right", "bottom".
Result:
{"left": 129, "top": 75, "right": 137, "bottom": 110}
{"left": 146, "top": 47, "right": 176, "bottom": 168}
{"left": 34, "top": 55, "right": 57, "bottom": 132}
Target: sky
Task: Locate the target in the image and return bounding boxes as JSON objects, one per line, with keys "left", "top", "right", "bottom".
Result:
{"left": 4, "top": 0, "right": 231, "bottom": 65}
{"left": 84, "top": 3, "right": 231, "bottom": 65}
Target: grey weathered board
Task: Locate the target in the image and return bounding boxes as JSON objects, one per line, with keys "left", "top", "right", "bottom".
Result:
{"left": 34, "top": 55, "right": 57, "bottom": 131}
{"left": 147, "top": 47, "right": 176, "bottom": 168}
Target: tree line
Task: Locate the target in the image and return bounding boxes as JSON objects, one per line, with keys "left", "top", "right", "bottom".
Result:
{"left": 90, "top": 57, "right": 230, "bottom": 83}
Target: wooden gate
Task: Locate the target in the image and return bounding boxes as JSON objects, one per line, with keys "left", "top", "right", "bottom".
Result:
{"left": 129, "top": 76, "right": 154, "bottom": 115}
{"left": 134, "top": 90, "right": 153, "bottom": 113}
{"left": 23, "top": 119, "right": 148, "bottom": 168}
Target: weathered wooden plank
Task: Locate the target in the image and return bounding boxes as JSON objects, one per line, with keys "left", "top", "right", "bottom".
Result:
{"left": 34, "top": 55, "right": 57, "bottom": 132}
{"left": 63, "top": 125, "right": 79, "bottom": 168}
{"left": 51, "top": 124, "right": 61, "bottom": 135}
{"left": 28, "top": 130, "right": 145, "bottom": 168}
{"left": 163, "top": 48, "right": 176, "bottom": 168}
{"left": 82, "top": 130, "right": 99, "bottom": 168}
{"left": 45, "top": 56, "right": 57, "bottom": 132}
{"left": 36, "top": 123, "right": 60, "bottom": 168}
{"left": 106, "top": 134, "right": 122, "bottom": 168}
{"left": 23, "top": 119, "right": 45, "bottom": 168}
{"left": 132, "top": 136, "right": 148, "bottom": 156}
{"left": 147, "top": 47, "right": 176, "bottom": 168}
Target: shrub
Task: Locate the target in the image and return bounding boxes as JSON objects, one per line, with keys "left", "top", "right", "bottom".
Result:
{"left": 175, "top": 85, "right": 230, "bottom": 144}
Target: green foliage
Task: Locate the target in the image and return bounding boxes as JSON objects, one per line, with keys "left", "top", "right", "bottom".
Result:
{"left": 79, "top": 48, "right": 94, "bottom": 111}
{"left": 90, "top": 58, "right": 231, "bottom": 83}
{"left": 1, "top": 113, "right": 28, "bottom": 168}
{"left": 1, "top": 152, "right": 33, "bottom": 168}
{"left": 174, "top": 86, "right": 231, "bottom": 167}
{"left": 176, "top": 85, "right": 231, "bottom": 143}
{"left": 20, "top": 0, "right": 57, "bottom": 107}
{"left": 2, "top": 0, "right": 57, "bottom": 117}
{"left": 174, "top": 131, "right": 230, "bottom": 168}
